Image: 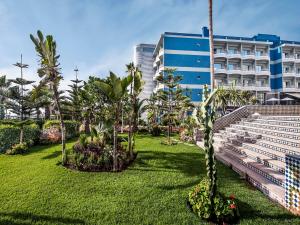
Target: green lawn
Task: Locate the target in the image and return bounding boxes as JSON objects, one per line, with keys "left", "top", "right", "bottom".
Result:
{"left": 0, "top": 135, "right": 299, "bottom": 225}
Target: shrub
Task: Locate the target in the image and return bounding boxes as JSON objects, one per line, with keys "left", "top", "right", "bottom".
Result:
{"left": 150, "top": 125, "right": 161, "bottom": 136}
{"left": 188, "top": 178, "right": 239, "bottom": 224}
{"left": 43, "top": 120, "right": 80, "bottom": 138}
{"left": 6, "top": 143, "right": 29, "bottom": 155}
{"left": 0, "top": 123, "right": 40, "bottom": 153}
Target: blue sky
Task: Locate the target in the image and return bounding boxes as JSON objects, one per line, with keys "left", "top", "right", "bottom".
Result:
{"left": 0, "top": 0, "right": 300, "bottom": 89}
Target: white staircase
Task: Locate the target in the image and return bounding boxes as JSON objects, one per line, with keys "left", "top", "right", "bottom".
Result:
{"left": 202, "top": 115, "right": 300, "bottom": 207}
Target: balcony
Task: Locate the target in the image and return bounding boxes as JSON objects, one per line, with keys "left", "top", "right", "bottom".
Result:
{"left": 214, "top": 51, "right": 227, "bottom": 58}
{"left": 282, "top": 71, "right": 295, "bottom": 77}
{"left": 158, "top": 48, "right": 164, "bottom": 57}
{"left": 255, "top": 85, "right": 271, "bottom": 91}
{"left": 214, "top": 68, "right": 227, "bottom": 74}
{"left": 242, "top": 83, "right": 256, "bottom": 91}
{"left": 282, "top": 55, "right": 295, "bottom": 63}
{"left": 227, "top": 51, "right": 241, "bottom": 59}
{"left": 227, "top": 67, "right": 242, "bottom": 75}
{"left": 242, "top": 69, "right": 256, "bottom": 75}
{"left": 256, "top": 70, "right": 270, "bottom": 76}
{"left": 255, "top": 54, "right": 269, "bottom": 61}
{"left": 282, "top": 86, "right": 300, "bottom": 92}
{"left": 241, "top": 53, "right": 255, "bottom": 60}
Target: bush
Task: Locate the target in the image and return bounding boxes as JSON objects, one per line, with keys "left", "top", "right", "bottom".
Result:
{"left": 0, "top": 123, "right": 40, "bottom": 153}
{"left": 187, "top": 178, "right": 239, "bottom": 224}
{"left": 6, "top": 143, "right": 29, "bottom": 155}
{"left": 43, "top": 120, "right": 80, "bottom": 139}
{"left": 150, "top": 125, "right": 161, "bottom": 136}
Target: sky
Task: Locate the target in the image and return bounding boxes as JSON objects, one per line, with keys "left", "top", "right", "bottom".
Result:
{"left": 0, "top": 0, "right": 300, "bottom": 90}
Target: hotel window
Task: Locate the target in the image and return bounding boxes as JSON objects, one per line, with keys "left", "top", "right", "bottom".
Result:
{"left": 214, "top": 63, "right": 222, "bottom": 69}
{"left": 285, "top": 67, "right": 290, "bottom": 73}
{"left": 242, "top": 50, "right": 251, "bottom": 55}
{"left": 256, "top": 50, "right": 264, "bottom": 56}
{"left": 228, "top": 64, "right": 234, "bottom": 70}
{"left": 256, "top": 65, "right": 262, "bottom": 72}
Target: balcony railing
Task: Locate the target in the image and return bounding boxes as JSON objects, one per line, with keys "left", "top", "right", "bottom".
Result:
{"left": 255, "top": 54, "right": 269, "bottom": 60}
{"left": 214, "top": 68, "right": 227, "bottom": 73}
{"left": 256, "top": 70, "right": 270, "bottom": 76}
{"left": 242, "top": 53, "right": 255, "bottom": 59}
{"left": 283, "top": 71, "right": 295, "bottom": 77}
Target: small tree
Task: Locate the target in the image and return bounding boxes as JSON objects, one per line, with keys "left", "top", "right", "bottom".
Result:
{"left": 95, "top": 72, "right": 132, "bottom": 171}
{"left": 66, "top": 68, "right": 83, "bottom": 121}
{"left": 30, "top": 30, "right": 67, "bottom": 164}
{"left": 156, "top": 69, "right": 189, "bottom": 144}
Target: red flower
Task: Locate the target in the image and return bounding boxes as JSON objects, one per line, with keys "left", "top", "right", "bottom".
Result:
{"left": 229, "top": 204, "right": 236, "bottom": 209}
{"left": 229, "top": 194, "right": 235, "bottom": 200}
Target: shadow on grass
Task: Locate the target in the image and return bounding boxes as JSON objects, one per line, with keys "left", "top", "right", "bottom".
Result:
{"left": 41, "top": 151, "right": 61, "bottom": 160}
{"left": 131, "top": 150, "right": 206, "bottom": 177}
{"left": 235, "top": 198, "right": 298, "bottom": 222}
{"left": 0, "top": 212, "right": 85, "bottom": 225}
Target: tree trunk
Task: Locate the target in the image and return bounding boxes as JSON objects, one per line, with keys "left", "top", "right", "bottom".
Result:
{"left": 113, "top": 104, "right": 120, "bottom": 171}
{"left": 208, "top": 0, "right": 215, "bottom": 90}
{"left": 45, "top": 106, "right": 50, "bottom": 119}
{"left": 53, "top": 85, "right": 66, "bottom": 165}
{"left": 20, "top": 127, "right": 24, "bottom": 144}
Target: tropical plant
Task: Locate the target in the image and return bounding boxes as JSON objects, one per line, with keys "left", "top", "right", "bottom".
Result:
{"left": 29, "top": 85, "right": 52, "bottom": 119}
{"left": 201, "top": 85, "right": 217, "bottom": 210}
{"left": 126, "top": 63, "right": 144, "bottom": 156}
{"left": 95, "top": 72, "right": 132, "bottom": 171}
{"left": 30, "top": 30, "right": 67, "bottom": 164}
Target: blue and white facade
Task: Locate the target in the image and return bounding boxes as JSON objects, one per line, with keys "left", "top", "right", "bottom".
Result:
{"left": 152, "top": 27, "right": 300, "bottom": 103}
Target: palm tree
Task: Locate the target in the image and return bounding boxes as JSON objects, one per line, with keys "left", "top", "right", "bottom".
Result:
{"left": 30, "top": 30, "right": 67, "bottom": 164}
{"left": 95, "top": 72, "right": 132, "bottom": 171}
{"left": 29, "top": 85, "right": 52, "bottom": 119}
{"left": 126, "top": 63, "right": 144, "bottom": 156}
{"left": 208, "top": 0, "right": 215, "bottom": 90}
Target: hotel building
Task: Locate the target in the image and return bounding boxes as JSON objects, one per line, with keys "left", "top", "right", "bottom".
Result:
{"left": 152, "top": 27, "right": 300, "bottom": 103}
{"left": 133, "top": 44, "right": 156, "bottom": 101}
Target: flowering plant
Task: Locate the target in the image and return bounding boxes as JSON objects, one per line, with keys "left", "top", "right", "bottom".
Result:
{"left": 187, "top": 179, "right": 239, "bottom": 224}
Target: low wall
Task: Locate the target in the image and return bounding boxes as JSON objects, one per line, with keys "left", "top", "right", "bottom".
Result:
{"left": 213, "top": 105, "right": 300, "bottom": 132}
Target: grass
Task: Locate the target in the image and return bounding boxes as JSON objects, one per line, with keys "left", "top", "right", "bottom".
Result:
{"left": 0, "top": 135, "right": 299, "bottom": 225}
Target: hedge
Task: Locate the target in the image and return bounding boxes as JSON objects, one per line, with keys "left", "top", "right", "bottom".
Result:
{"left": 0, "top": 124, "right": 40, "bottom": 153}
{"left": 43, "top": 120, "right": 80, "bottom": 139}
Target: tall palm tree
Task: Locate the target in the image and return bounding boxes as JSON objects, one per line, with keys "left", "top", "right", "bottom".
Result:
{"left": 95, "top": 72, "right": 132, "bottom": 171}
{"left": 126, "top": 63, "right": 144, "bottom": 156}
{"left": 208, "top": 0, "right": 215, "bottom": 90}
{"left": 30, "top": 30, "right": 67, "bottom": 164}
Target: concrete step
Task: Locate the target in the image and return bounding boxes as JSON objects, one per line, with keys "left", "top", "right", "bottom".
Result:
{"left": 241, "top": 148, "right": 285, "bottom": 174}
{"left": 255, "top": 139, "right": 300, "bottom": 155}
{"left": 232, "top": 124, "right": 300, "bottom": 141}
{"left": 215, "top": 152, "right": 285, "bottom": 206}
{"left": 241, "top": 121, "right": 300, "bottom": 133}
{"left": 242, "top": 143, "right": 286, "bottom": 162}
{"left": 261, "top": 116, "right": 300, "bottom": 121}
{"left": 223, "top": 149, "right": 284, "bottom": 187}
{"left": 251, "top": 118, "right": 300, "bottom": 127}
